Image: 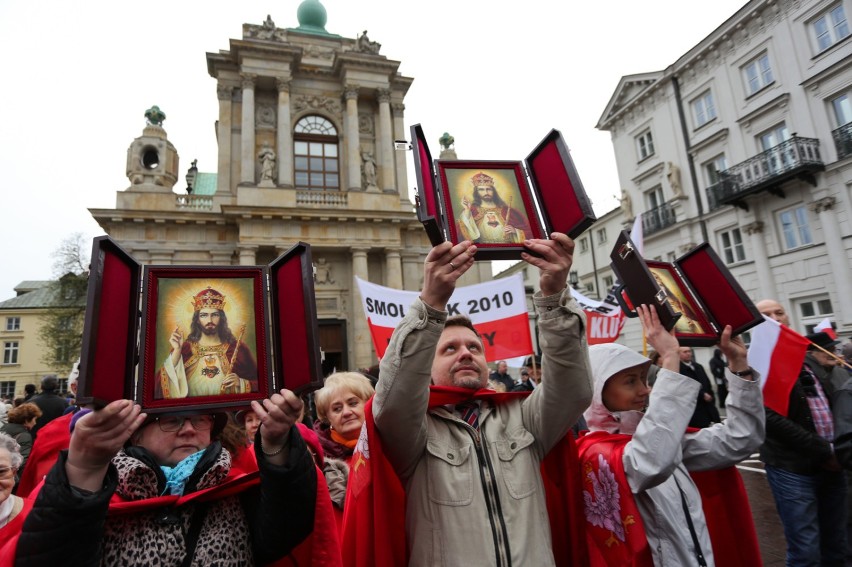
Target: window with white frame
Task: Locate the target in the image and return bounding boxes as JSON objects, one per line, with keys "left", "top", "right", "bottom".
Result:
{"left": 636, "top": 130, "right": 655, "bottom": 161}
{"left": 3, "top": 342, "right": 19, "bottom": 365}
{"left": 0, "top": 381, "right": 14, "bottom": 399}
{"left": 596, "top": 228, "right": 607, "bottom": 245}
{"left": 603, "top": 275, "right": 614, "bottom": 289}
{"left": 691, "top": 90, "right": 717, "bottom": 128}
{"left": 759, "top": 123, "right": 792, "bottom": 173}
{"left": 579, "top": 237, "right": 588, "bottom": 253}
{"left": 832, "top": 92, "right": 852, "bottom": 127}
{"left": 812, "top": 3, "right": 849, "bottom": 53}
{"left": 584, "top": 282, "right": 596, "bottom": 295}
{"left": 778, "top": 205, "right": 813, "bottom": 250}
{"left": 742, "top": 53, "right": 774, "bottom": 96}
{"left": 704, "top": 155, "right": 728, "bottom": 186}
{"left": 796, "top": 296, "right": 834, "bottom": 334}
{"left": 719, "top": 228, "right": 746, "bottom": 264}
{"left": 5, "top": 317, "right": 20, "bottom": 331}
{"left": 645, "top": 186, "right": 665, "bottom": 210}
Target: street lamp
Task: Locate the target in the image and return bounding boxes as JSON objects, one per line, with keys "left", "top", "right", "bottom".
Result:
{"left": 569, "top": 271, "right": 579, "bottom": 289}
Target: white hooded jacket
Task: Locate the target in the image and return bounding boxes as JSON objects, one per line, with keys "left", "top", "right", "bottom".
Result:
{"left": 583, "top": 343, "right": 765, "bottom": 566}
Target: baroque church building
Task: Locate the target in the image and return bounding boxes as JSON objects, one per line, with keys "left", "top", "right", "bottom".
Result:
{"left": 88, "top": 2, "right": 488, "bottom": 373}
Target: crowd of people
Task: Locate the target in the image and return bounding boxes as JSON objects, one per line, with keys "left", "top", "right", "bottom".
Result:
{"left": 1, "top": 232, "right": 851, "bottom": 566}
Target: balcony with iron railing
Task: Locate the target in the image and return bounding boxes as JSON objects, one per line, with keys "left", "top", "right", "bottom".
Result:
{"left": 832, "top": 122, "right": 852, "bottom": 160}
{"left": 706, "top": 136, "right": 824, "bottom": 210}
{"left": 641, "top": 201, "right": 677, "bottom": 235}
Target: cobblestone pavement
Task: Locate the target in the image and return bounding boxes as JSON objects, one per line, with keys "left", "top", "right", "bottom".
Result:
{"left": 737, "top": 454, "right": 786, "bottom": 566}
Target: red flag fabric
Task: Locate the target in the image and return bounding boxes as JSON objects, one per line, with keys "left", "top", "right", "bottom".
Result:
{"left": 576, "top": 431, "right": 653, "bottom": 567}
{"left": 341, "top": 387, "right": 588, "bottom": 567}
{"left": 0, "top": 498, "right": 33, "bottom": 567}
{"left": 814, "top": 317, "right": 838, "bottom": 340}
{"left": 576, "top": 431, "right": 761, "bottom": 567}
{"left": 747, "top": 318, "right": 810, "bottom": 416}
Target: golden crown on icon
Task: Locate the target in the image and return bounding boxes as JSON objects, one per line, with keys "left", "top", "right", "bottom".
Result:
{"left": 192, "top": 287, "right": 226, "bottom": 311}
{"left": 470, "top": 172, "right": 495, "bottom": 187}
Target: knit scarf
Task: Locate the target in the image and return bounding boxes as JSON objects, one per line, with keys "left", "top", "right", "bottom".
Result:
{"left": 159, "top": 450, "right": 205, "bottom": 496}
{"left": 330, "top": 429, "right": 359, "bottom": 450}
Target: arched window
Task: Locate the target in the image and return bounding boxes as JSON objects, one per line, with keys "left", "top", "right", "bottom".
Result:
{"left": 294, "top": 115, "right": 339, "bottom": 191}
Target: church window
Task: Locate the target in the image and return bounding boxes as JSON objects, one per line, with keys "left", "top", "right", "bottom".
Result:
{"left": 294, "top": 116, "right": 340, "bottom": 191}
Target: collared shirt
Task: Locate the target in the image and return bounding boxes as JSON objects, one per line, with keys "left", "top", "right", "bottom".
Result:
{"left": 803, "top": 365, "right": 834, "bottom": 442}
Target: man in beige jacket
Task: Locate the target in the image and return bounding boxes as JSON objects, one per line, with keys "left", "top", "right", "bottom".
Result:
{"left": 373, "top": 234, "right": 593, "bottom": 566}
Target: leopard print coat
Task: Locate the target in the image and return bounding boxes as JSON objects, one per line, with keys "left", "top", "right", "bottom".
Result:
{"left": 100, "top": 446, "right": 253, "bottom": 566}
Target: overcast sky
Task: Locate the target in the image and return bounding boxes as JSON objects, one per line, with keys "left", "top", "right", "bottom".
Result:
{"left": 0, "top": 0, "right": 749, "bottom": 299}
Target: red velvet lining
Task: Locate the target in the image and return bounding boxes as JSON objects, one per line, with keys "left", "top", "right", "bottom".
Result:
{"left": 528, "top": 142, "right": 582, "bottom": 234}
{"left": 276, "top": 259, "right": 311, "bottom": 393}
{"left": 92, "top": 251, "right": 133, "bottom": 403}
{"left": 678, "top": 250, "right": 758, "bottom": 330}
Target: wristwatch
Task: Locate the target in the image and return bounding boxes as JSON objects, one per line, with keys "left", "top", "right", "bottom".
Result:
{"left": 729, "top": 367, "right": 754, "bottom": 377}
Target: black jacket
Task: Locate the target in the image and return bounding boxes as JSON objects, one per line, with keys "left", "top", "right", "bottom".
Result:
{"left": 29, "top": 392, "right": 68, "bottom": 436}
{"left": 679, "top": 361, "right": 718, "bottom": 427}
{"left": 760, "top": 354, "right": 843, "bottom": 475}
{"left": 16, "top": 427, "right": 316, "bottom": 566}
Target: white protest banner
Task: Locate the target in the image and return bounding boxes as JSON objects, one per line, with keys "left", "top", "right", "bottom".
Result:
{"left": 570, "top": 285, "right": 626, "bottom": 345}
{"left": 356, "top": 274, "right": 532, "bottom": 362}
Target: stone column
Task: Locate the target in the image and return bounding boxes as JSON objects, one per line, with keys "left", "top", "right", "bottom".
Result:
{"left": 351, "top": 248, "right": 372, "bottom": 367}
{"left": 240, "top": 73, "right": 257, "bottom": 184}
{"left": 377, "top": 88, "right": 394, "bottom": 192}
{"left": 344, "top": 85, "right": 361, "bottom": 191}
{"left": 385, "top": 248, "right": 403, "bottom": 289}
{"left": 216, "top": 84, "right": 233, "bottom": 194}
{"left": 238, "top": 244, "right": 258, "bottom": 266}
{"left": 743, "top": 221, "right": 777, "bottom": 300}
{"left": 401, "top": 251, "right": 422, "bottom": 291}
{"left": 810, "top": 197, "right": 852, "bottom": 323}
{"left": 276, "top": 78, "right": 293, "bottom": 187}
{"left": 392, "top": 102, "right": 409, "bottom": 202}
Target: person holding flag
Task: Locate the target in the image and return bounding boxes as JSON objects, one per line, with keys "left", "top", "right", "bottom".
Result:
{"left": 754, "top": 299, "right": 848, "bottom": 567}
{"left": 368, "top": 233, "right": 593, "bottom": 566}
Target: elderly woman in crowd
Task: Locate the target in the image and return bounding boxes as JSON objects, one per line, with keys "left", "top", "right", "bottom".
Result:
{"left": 313, "top": 372, "right": 374, "bottom": 527}
{"left": 0, "top": 433, "right": 30, "bottom": 557}
{"left": 14, "top": 388, "right": 317, "bottom": 566}
{"left": 0, "top": 404, "right": 42, "bottom": 475}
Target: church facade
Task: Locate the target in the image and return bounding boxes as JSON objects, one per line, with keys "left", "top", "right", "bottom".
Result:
{"left": 89, "top": 5, "right": 488, "bottom": 373}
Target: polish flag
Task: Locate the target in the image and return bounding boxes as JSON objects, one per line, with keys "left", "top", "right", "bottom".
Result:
{"left": 747, "top": 316, "right": 810, "bottom": 417}
{"left": 814, "top": 317, "right": 837, "bottom": 340}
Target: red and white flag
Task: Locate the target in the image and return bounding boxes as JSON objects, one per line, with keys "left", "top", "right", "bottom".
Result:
{"left": 356, "top": 274, "right": 532, "bottom": 362}
{"left": 814, "top": 317, "right": 837, "bottom": 340}
{"left": 747, "top": 316, "right": 810, "bottom": 416}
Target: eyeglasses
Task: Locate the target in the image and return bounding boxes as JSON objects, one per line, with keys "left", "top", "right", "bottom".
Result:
{"left": 0, "top": 466, "right": 17, "bottom": 480}
{"left": 155, "top": 415, "right": 214, "bottom": 433}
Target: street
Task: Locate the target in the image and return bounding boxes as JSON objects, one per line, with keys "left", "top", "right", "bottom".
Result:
{"left": 738, "top": 454, "right": 787, "bottom": 566}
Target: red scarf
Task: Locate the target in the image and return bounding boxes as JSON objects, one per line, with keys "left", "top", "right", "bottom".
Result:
{"left": 576, "top": 430, "right": 761, "bottom": 566}
{"left": 341, "top": 386, "right": 588, "bottom": 567}
{"left": 0, "top": 498, "right": 33, "bottom": 567}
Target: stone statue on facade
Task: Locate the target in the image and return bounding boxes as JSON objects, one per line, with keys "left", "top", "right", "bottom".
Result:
{"left": 356, "top": 30, "right": 381, "bottom": 54}
{"left": 314, "top": 257, "right": 334, "bottom": 284}
{"left": 144, "top": 105, "right": 166, "bottom": 126}
{"left": 362, "top": 150, "right": 378, "bottom": 191}
{"left": 619, "top": 188, "right": 633, "bottom": 219}
{"left": 667, "top": 161, "right": 684, "bottom": 198}
{"left": 257, "top": 15, "right": 276, "bottom": 39}
{"left": 258, "top": 144, "right": 276, "bottom": 183}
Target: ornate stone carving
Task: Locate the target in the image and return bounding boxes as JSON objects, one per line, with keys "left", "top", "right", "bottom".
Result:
{"left": 358, "top": 112, "right": 374, "bottom": 134}
{"left": 343, "top": 85, "right": 360, "bottom": 100}
{"left": 619, "top": 188, "right": 633, "bottom": 220}
{"left": 666, "top": 161, "right": 684, "bottom": 198}
{"left": 809, "top": 196, "right": 836, "bottom": 214}
{"left": 361, "top": 150, "right": 378, "bottom": 191}
{"left": 314, "top": 257, "right": 335, "bottom": 284}
{"left": 256, "top": 103, "right": 276, "bottom": 128}
{"left": 244, "top": 15, "right": 287, "bottom": 42}
{"left": 391, "top": 102, "right": 405, "bottom": 114}
{"left": 240, "top": 73, "right": 256, "bottom": 89}
{"left": 217, "top": 85, "right": 233, "bottom": 101}
{"left": 292, "top": 94, "right": 341, "bottom": 116}
{"left": 356, "top": 30, "right": 381, "bottom": 54}
{"left": 258, "top": 144, "right": 276, "bottom": 182}
{"left": 303, "top": 44, "right": 334, "bottom": 60}
{"left": 679, "top": 242, "right": 698, "bottom": 254}
{"left": 743, "top": 221, "right": 764, "bottom": 235}
{"left": 376, "top": 89, "right": 391, "bottom": 104}
{"left": 275, "top": 78, "right": 291, "bottom": 93}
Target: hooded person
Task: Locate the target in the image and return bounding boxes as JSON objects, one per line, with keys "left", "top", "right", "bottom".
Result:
{"left": 576, "top": 304, "right": 765, "bottom": 567}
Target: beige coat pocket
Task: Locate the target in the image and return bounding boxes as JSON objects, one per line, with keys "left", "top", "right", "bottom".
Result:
{"left": 426, "top": 440, "right": 473, "bottom": 506}
{"left": 495, "top": 429, "right": 537, "bottom": 499}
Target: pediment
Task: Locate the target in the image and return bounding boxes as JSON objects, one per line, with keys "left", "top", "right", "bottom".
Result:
{"left": 597, "top": 71, "right": 664, "bottom": 130}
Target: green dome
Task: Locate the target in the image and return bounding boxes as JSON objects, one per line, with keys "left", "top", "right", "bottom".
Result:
{"left": 296, "top": 0, "right": 328, "bottom": 33}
